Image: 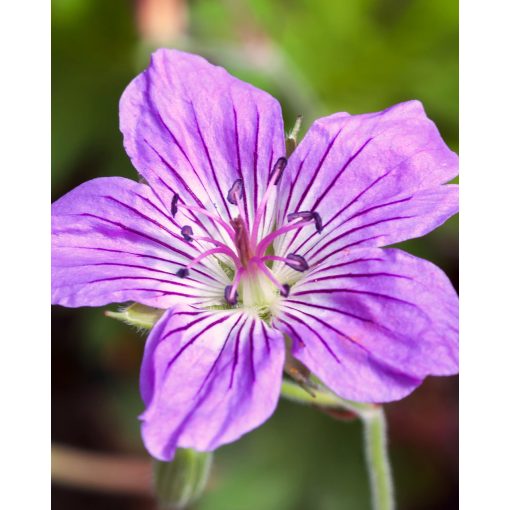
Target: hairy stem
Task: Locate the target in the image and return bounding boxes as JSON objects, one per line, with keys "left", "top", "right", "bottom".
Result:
{"left": 362, "top": 407, "right": 395, "bottom": 510}
{"left": 280, "top": 380, "right": 395, "bottom": 510}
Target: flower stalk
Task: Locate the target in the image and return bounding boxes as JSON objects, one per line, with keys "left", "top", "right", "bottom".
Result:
{"left": 280, "top": 380, "right": 395, "bottom": 510}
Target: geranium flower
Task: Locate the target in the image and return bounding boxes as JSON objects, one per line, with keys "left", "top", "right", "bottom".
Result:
{"left": 52, "top": 49, "right": 459, "bottom": 461}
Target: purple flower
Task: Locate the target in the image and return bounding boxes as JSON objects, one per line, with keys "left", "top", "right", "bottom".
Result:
{"left": 52, "top": 49, "right": 459, "bottom": 461}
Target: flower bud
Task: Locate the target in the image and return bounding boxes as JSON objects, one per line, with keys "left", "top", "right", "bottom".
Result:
{"left": 153, "top": 449, "right": 213, "bottom": 509}
{"left": 105, "top": 303, "right": 163, "bottom": 330}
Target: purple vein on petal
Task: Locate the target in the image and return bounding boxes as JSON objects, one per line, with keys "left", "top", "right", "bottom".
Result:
{"left": 197, "top": 312, "right": 245, "bottom": 396}
{"left": 155, "top": 175, "right": 225, "bottom": 242}
{"left": 102, "top": 195, "right": 196, "bottom": 250}
{"left": 163, "top": 315, "right": 231, "bottom": 377}
{"left": 59, "top": 246, "right": 221, "bottom": 283}
{"left": 279, "top": 153, "right": 308, "bottom": 225}
{"left": 248, "top": 319, "right": 257, "bottom": 382}
{"left": 311, "top": 137, "right": 374, "bottom": 212}
{"left": 262, "top": 321, "right": 271, "bottom": 354}
{"left": 152, "top": 110, "right": 225, "bottom": 211}
{"left": 161, "top": 314, "right": 213, "bottom": 341}
{"left": 189, "top": 101, "right": 233, "bottom": 220}
{"left": 341, "top": 196, "right": 415, "bottom": 225}
{"left": 70, "top": 213, "right": 194, "bottom": 260}
{"left": 232, "top": 104, "right": 251, "bottom": 224}
{"left": 314, "top": 235, "right": 386, "bottom": 265}
{"left": 143, "top": 138, "right": 205, "bottom": 209}
{"left": 307, "top": 216, "right": 415, "bottom": 261}
{"left": 229, "top": 317, "right": 247, "bottom": 389}
{"left": 282, "top": 167, "right": 397, "bottom": 256}
{"left": 252, "top": 108, "right": 261, "bottom": 218}
{"left": 279, "top": 311, "right": 343, "bottom": 364}
{"left": 299, "top": 272, "right": 413, "bottom": 286}
{"left": 282, "top": 304, "right": 370, "bottom": 355}
{"left": 304, "top": 257, "right": 385, "bottom": 278}
{"left": 283, "top": 299, "right": 375, "bottom": 324}
{"left": 83, "top": 262, "right": 224, "bottom": 288}
{"left": 291, "top": 287, "right": 419, "bottom": 308}
{"left": 98, "top": 287, "right": 206, "bottom": 299}
{"left": 294, "top": 127, "right": 344, "bottom": 212}
{"left": 86, "top": 275, "right": 218, "bottom": 292}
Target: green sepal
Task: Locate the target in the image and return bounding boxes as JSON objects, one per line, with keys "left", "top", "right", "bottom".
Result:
{"left": 285, "top": 115, "right": 303, "bottom": 157}
{"left": 105, "top": 303, "right": 164, "bottom": 330}
{"left": 153, "top": 449, "right": 213, "bottom": 509}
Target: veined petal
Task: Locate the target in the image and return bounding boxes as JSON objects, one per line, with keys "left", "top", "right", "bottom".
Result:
{"left": 52, "top": 177, "right": 228, "bottom": 308}
{"left": 273, "top": 248, "right": 458, "bottom": 402}
{"left": 275, "top": 101, "right": 458, "bottom": 259}
{"left": 120, "top": 49, "right": 285, "bottom": 238}
{"left": 299, "top": 185, "right": 459, "bottom": 266}
{"left": 140, "top": 306, "right": 285, "bottom": 461}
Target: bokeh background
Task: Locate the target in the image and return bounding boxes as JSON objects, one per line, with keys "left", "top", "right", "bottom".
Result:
{"left": 52, "top": 0, "right": 459, "bottom": 508}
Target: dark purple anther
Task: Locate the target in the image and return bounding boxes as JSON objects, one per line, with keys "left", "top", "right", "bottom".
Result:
{"left": 171, "top": 193, "right": 180, "bottom": 217}
{"left": 285, "top": 253, "right": 309, "bottom": 272}
{"left": 270, "top": 157, "right": 287, "bottom": 185}
{"left": 313, "top": 212, "right": 323, "bottom": 234}
{"left": 176, "top": 268, "right": 189, "bottom": 278}
{"left": 280, "top": 284, "right": 290, "bottom": 297}
{"left": 287, "top": 211, "right": 315, "bottom": 222}
{"left": 181, "top": 225, "right": 193, "bottom": 242}
{"left": 227, "top": 179, "right": 244, "bottom": 205}
{"left": 224, "top": 285, "right": 239, "bottom": 305}
{"left": 287, "top": 210, "right": 322, "bottom": 233}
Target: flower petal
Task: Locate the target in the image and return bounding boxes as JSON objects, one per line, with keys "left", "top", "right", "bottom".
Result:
{"left": 120, "top": 49, "right": 285, "bottom": 238}
{"left": 52, "top": 177, "right": 228, "bottom": 308}
{"left": 275, "top": 101, "right": 458, "bottom": 261}
{"left": 273, "top": 248, "right": 458, "bottom": 402}
{"left": 140, "top": 306, "right": 285, "bottom": 460}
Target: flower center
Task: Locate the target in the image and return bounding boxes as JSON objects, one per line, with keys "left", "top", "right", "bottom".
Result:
{"left": 172, "top": 157, "right": 322, "bottom": 314}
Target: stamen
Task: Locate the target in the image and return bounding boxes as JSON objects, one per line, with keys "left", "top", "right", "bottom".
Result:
{"left": 227, "top": 179, "right": 244, "bottom": 205}
{"left": 285, "top": 254, "right": 309, "bottom": 272}
{"left": 287, "top": 211, "right": 323, "bottom": 232}
{"left": 172, "top": 193, "right": 237, "bottom": 242}
{"left": 260, "top": 254, "right": 309, "bottom": 272}
{"left": 254, "top": 259, "right": 291, "bottom": 297}
{"left": 227, "top": 179, "right": 250, "bottom": 236}
{"left": 313, "top": 213, "right": 323, "bottom": 234}
{"left": 181, "top": 226, "right": 233, "bottom": 250}
{"left": 176, "top": 247, "right": 242, "bottom": 278}
{"left": 224, "top": 285, "right": 239, "bottom": 305}
{"left": 269, "top": 157, "right": 287, "bottom": 186}
{"left": 171, "top": 193, "right": 180, "bottom": 217}
{"left": 176, "top": 268, "right": 189, "bottom": 278}
{"left": 250, "top": 156, "right": 287, "bottom": 245}
{"left": 255, "top": 217, "right": 315, "bottom": 257}
{"left": 224, "top": 268, "right": 244, "bottom": 305}
{"left": 181, "top": 225, "right": 193, "bottom": 242}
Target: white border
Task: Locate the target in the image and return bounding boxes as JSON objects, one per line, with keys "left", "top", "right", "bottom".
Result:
{"left": 3, "top": 0, "right": 508, "bottom": 508}
{"left": 460, "top": 0, "right": 510, "bottom": 507}
{"left": 1, "top": 1, "right": 50, "bottom": 507}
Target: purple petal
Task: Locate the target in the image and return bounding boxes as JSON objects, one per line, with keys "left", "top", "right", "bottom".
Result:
{"left": 140, "top": 306, "right": 285, "bottom": 460}
{"left": 52, "top": 177, "right": 228, "bottom": 308}
{"left": 120, "top": 49, "right": 285, "bottom": 237}
{"left": 273, "top": 248, "right": 458, "bottom": 402}
{"left": 275, "top": 101, "right": 458, "bottom": 260}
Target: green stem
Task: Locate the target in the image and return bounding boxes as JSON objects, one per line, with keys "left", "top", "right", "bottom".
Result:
{"left": 362, "top": 407, "right": 395, "bottom": 510}
{"left": 280, "top": 380, "right": 395, "bottom": 510}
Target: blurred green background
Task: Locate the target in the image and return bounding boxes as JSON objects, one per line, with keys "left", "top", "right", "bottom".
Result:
{"left": 52, "top": 0, "right": 458, "bottom": 509}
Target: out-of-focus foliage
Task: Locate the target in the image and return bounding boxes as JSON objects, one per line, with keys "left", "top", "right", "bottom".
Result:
{"left": 52, "top": 1, "right": 458, "bottom": 509}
